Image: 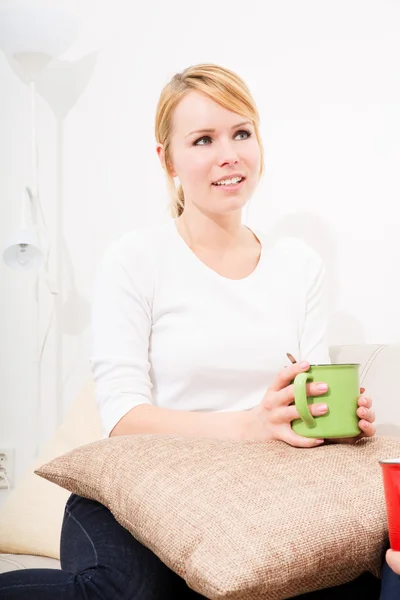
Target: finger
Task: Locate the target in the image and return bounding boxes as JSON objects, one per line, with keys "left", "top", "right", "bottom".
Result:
{"left": 357, "top": 407, "right": 375, "bottom": 423}
{"left": 280, "top": 429, "right": 324, "bottom": 448}
{"left": 269, "top": 361, "right": 310, "bottom": 392}
{"left": 358, "top": 420, "right": 376, "bottom": 437}
{"left": 386, "top": 549, "right": 400, "bottom": 574}
{"left": 280, "top": 403, "right": 328, "bottom": 423}
{"left": 358, "top": 395, "right": 372, "bottom": 409}
{"left": 277, "top": 381, "right": 329, "bottom": 406}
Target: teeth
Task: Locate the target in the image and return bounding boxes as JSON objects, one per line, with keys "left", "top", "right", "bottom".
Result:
{"left": 214, "top": 176, "right": 243, "bottom": 186}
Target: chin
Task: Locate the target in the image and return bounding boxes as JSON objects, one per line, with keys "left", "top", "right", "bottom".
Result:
{"left": 221, "top": 195, "right": 250, "bottom": 212}
{"left": 192, "top": 190, "right": 252, "bottom": 216}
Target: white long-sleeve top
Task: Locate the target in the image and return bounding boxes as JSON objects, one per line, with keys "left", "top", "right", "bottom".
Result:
{"left": 90, "top": 219, "right": 331, "bottom": 436}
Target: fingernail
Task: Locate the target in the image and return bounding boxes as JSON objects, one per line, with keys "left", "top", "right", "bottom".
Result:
{"left": 316, "top": 404, "right": 328, "bottom": 414}
{"left": 317, "top": 383, "right": 328, "bottom": 391}
{"left": 315, "top": 439, "right": 324, "bottom": 444}
{"left": 300, "top": 361, "right": 309, "bottom": 369}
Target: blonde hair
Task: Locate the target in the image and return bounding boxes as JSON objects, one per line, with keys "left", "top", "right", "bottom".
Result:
{"left": 155, "top": 64, "right": 265, "bottom": 218}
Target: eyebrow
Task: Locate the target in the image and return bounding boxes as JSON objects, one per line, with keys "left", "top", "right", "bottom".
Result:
{"left": 185, "top": 121, "right": 253, "bottom": 138}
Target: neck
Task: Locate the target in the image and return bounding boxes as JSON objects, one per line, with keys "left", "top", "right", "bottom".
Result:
{"left": 177, "top": 206, "right": 247, "bottom": 251}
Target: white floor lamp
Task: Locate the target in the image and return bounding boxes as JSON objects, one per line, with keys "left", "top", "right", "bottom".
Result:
{"left": 0, "top": 6, "right": 79, "bottom": 457}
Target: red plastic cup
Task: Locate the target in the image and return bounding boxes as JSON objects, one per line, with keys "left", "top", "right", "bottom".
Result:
{"left": 380, "top": 459, "right": 400, "bottom": 551}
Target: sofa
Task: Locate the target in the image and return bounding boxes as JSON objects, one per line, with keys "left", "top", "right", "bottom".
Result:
{"left": 0, "top": 343, "right": 399, "bottom": 575}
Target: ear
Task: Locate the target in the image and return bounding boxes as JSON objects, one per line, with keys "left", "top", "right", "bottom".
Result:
{"left": 156, "top": 144, "right": 177, "bottom": 177}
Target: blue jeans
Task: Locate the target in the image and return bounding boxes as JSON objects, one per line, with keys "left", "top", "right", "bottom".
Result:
{"left": 0, "top": 494, "right": 386, "bottom": 599}
{"left": 380, "top": 559, "right": 400, "bottom": 600}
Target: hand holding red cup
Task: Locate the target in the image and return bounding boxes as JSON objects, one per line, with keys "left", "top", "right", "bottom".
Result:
{"left": 386, "top": 549, "right": 400, "bottom": 575}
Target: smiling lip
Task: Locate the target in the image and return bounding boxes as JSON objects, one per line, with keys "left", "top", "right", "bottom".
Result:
{"left": 211, "top": 178, "right": 245, "bottom": 192}
{"left": 212, "top": 173, "right": 245, "bottom": 184}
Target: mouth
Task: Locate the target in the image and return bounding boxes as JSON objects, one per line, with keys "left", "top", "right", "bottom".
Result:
{"left": 211, "top": 175, "right": 246, "bottom": 188}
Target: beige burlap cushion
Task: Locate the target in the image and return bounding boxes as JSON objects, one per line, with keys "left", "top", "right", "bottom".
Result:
{"left": 35, "top": 435, "right": 400, "bottom": 599}
{"left": 0, "top": 382, "right": 103, "bottom": 559}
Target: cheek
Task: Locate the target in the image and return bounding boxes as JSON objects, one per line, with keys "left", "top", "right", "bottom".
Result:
{"left": 178, "top": 152, "right": 212, "bottom": 185}
{"left": 246, "top": 143, "right": 262, "bottom": 174}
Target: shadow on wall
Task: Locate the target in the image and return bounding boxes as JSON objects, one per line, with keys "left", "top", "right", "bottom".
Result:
{"left": 266, "top": 212, "right": 366, "bottom": 346}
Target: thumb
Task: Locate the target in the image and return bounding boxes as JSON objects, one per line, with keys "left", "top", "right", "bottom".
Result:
{"left": 386, "top": 549, "right": 400, "bottom": 575}
{"left": 281, "top": 430, "right": 325, "bottom": 449}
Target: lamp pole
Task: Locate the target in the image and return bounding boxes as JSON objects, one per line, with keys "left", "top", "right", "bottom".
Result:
{"left": 29, "top": 77, "right": 42, "bottom": 457}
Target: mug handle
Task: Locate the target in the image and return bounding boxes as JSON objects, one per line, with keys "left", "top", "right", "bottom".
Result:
{"left": 294, "top": 372, "right": 317, "bottom": 428}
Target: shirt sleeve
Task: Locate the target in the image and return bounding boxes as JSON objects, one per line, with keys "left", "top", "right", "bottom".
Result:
{"left": 298, "top": 249, "right": 331, "bottom": 365}
{"left": 90, "top": 235, "right": 154, "bottom": 436}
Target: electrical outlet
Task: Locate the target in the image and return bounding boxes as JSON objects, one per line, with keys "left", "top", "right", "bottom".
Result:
{"left": 0, "top": 448, "right": 14, "bottom": 490}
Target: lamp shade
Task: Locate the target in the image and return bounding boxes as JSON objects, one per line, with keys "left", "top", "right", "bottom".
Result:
{"left": 0, "top": 7, "right": 79, "bottom": 57}
{"left": 3, "top": 227, "right": 44, "bottom": 271}
{"left": 0, "top": 7, "right": 79, "bottom": 80}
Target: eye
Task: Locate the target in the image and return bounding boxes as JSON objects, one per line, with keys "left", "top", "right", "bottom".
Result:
{"left": 193, "top": 136, "right": 212, "bottom": 146}
{"left": 235, "top": 129, "right": 252, "bottom": 140}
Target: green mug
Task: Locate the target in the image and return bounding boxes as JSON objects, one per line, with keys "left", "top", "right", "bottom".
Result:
{"left": 291, "top": 363, "right": 361, "bottom": 439}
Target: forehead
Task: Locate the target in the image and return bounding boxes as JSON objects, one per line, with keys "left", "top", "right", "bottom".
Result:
{"left": 171, "top": 90, "right": 245, "bottom": 135}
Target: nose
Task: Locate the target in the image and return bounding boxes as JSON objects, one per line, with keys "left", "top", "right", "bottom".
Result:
{"left": 216, "top": 138, "right": 240, "bottom": 167}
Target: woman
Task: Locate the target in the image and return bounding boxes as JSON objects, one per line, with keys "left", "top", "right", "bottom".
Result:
{"left": 0, "top": 64, "right": 379, "bottom": 599}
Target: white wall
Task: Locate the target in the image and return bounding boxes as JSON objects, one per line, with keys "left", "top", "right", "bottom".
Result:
{"left": 1, "top": 0, "right": 400, "bottom": 499}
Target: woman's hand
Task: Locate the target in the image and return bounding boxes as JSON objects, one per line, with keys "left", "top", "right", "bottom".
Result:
{"left": 244, "top": 361, "right": 329, "bottom": 448}
{"left": 326, "top": 387, "right": 376, "bottom": 445}
{"left": 386, "top": 549, "right": 400, "bottom": 575}
{"left": 356, "top": 387, "right": 376, "bottom": 437}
